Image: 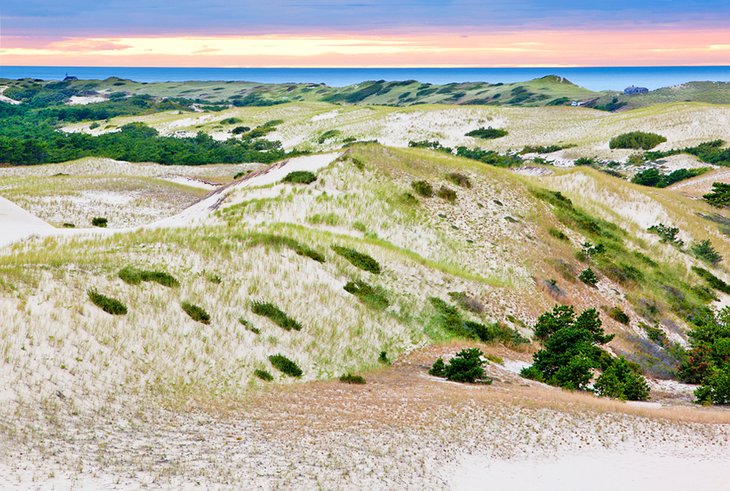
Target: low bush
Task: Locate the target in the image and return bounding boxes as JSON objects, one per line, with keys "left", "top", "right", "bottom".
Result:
{"left": 343, "top": 280, "right": 389, "bottom": 310}
{"left": 254, "top": 369, "right": 273, "bottom": 381}
{"left": 466, "top": 127, "right": 508, "bottom": 139}
{"left": 609, "top": 132, "right": 667, "bottom": 150}
{"left": 239, "top": 317, "right": 260, "bottom": 334}
{"left": 648, "top": 223, "right": 683, "bottom": 247}
{"left": 594, "top": 357, "right": 650, "bottom": 401}
{"left": 548, "top": 228, "right": 568, "bottom": 241}
{"left": 704, "top": 182, "right": 730, "bottom": 208}
{"left": 119, "top": 266, "right": 179, "bottom": 287}
{"left": 695, "top": 365, "right": 730, "bottom": 405}
{"left": 411, "top": 180, "right": 433, "bottom": 197}
{"left": 429, "top": 348, "right": 492, "bottom": 383}
{"left": 269, "top": 354, "right": 303, "bottom": 377}
{"left": 246, "top": 233, "right": 325, "bottom": 263}
{"left": 446, "top": 172, "right": 472, "bottom": 188}
{"left": 436, "top": 185, "right": 457, "bottom": 203}
{"left": 317, "top": 129, "right": 340, "bottom": 143}
{"left": 91, "top": 217, "right": 108, "bottom": 228}
{"left": 331, "top": 246, "right": 381, "bottom": 274}
{"left": 691, "top": 240, "right": 723, "bottom": 265}
{"left": 379, "top": 351, "right": 391, "bottom": 365}
{"left": 339, "top": 373, "right": 366, "bottom": 384}
{"left": 693, "top": 266, "right": 730, "bottom": 294}
{"left": 578, "top": 268, "right": 598, "bottom": 286}
{"left": 607, "top": 306, "right": 630, "bottom": 325}
{"left": 251, "top": 300, "right": 302, "bottom": 331}
{"left": 88, "top": 289, "right": 127, "bottom": 315}
{"left": 181, "top": 302, "right": 210, "bottom": 324}
{"left": 282, "top": 171, "right": 317, "bottom": 184}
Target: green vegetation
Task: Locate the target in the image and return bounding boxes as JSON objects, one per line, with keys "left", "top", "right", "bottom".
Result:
{"left": 181, "top": 302, "right": 211, "bottom": 324}
{"left": 609, "top": 132, "right": 667, "bottom": 150}
{"left": 646, "top": 140, "right": 730, "bottom": 167}
{"left": 245, "top": 233, "right": 325, "bottom": 262}
{"left": 411, "top": 180, "right": 433, "bottom": 197}
{"left": 88, "top": 289, "right": 128, "bottom": 316}
{"left": 429, "top": 297, "right": 525, "bottom": 344}
{"left": 91, "top": 217, "right": 108, "bottom": 228}
{"left": 429, "top": 348, "right": 491, "bottom": 383}
{"left": 447, "top": 291, "right": 484, "bottom": 314}
{"left": 118, "top": 266, "right": 179, "bottom": 288}
{"left": 254, "top": 369, "right": 274, "bottom": 381}
{"left": 446, "top": 172, "right": 472, "bottom": 188}
{"left": 677, "top": 307, "right": 730, "bottom": 405}
{"left": 436, "top": 185, "right": 457, "bottom": 203}
{"left": 466, "top": 127, "right": 508, "bottom": 139}
{"left": 251, "top": 300, "right": 302, "bottom": 331}
{"left": 454, "top": 147, "right": 523, "bottom": 167}
{"left": 691, "top": 240, "right": 723, "bottom": 265}
{"left": 331, "top": 246, "right": 381, "bottom": 274}
{"left": 647, "top": 223, "right": 683, "bottom": 247}
{"left": 268, "top": 354, "right": 303, "bottom": 377}
{"left": 578, "top": 268, "right": 598, "bottom": 286}
{"left": 704, "top": 182, "right": 730, "bottom": 208}
{"left": 523, "top": 306, "right": 648, "bottom": 400}
{"left": 339, "top": 373, "right": 366, "bottom": 384}
{"left": 607, "top": 306, "right": 630, "bottom": 325}
{"left": 520, "top": 144, "right": 573, "bottom": 154}
{"left": 343, "top": 280, "right": 390, "bottom": 310}
{"left": 632, "top": 168, "right": 706, "bottom": 188}
{"left": 317, "top": 129, "right": 341, "bottom": 143}
{"left": 281, "top": 171, "right": 317, "bottom": 184}
{"left": 692, "top": 267, "right": 730, "bottom": 295}
{"left": 239, "top": 318, "right": 261, "bottom": 334}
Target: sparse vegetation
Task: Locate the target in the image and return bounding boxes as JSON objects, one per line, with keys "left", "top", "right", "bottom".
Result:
{"left": 339, "top": 373, "right": 366, "bottom": 384}
{"left": 446, "top": 172, "right": 472, "bottom": 188}
{"left": 607, "top": 306, "right": 630, "bottom": 325}
{"left": 691, "top": 240, "right": 723, "bottom": 265}
{"left": 246, "top": 233, "right": 325, "bottom": 262}
{"left": 88, "top": 289, "right": 127, "bottom": 315}
{"left": 181, "top": 302, "right": 211, "bottom": 324}
{"left": 268, "top": 354, "right": 303, "bottom": 377}
{"left": 436, "top": 185, "right": 457, "bottom": 202}
{"left": 343, "top": 280, "right": 389, "bottom": 310}
{"left": 411, "top": 180, "right": 433, "bottom": 197}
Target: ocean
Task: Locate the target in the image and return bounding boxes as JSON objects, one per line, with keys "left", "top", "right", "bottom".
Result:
{"left": 1, "top": 66, "right": 729, "bottom": 92}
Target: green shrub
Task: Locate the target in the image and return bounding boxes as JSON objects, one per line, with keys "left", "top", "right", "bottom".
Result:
{"left": 331, "top": 246, "right": 381, "bottom": 274}
{"left": 430, "top": 348, "right": 492, "bottom": 383}
{"left": 317, "top": 129, "right": 341, "bottom": 144}
{"left": 641, "top": 322, "right": 668, "bottom": 346}
{"left": 411, "top": 180, "right": 433, "bottom": 197}
{"left": 607, "top": 306, "right": 630, "bottom": 325}
{"left": 88, "top": 289, "right": 127, "bottom": 315}
{"left": 609, "top": 132, "right": 667, "bottom": 150}
{"left": 574, "top": 157, "right": 595, "bottom": 166}
{"left": 339, "top": 373, "right": 366, "bottom": 384}
{"left": 578, "top": 268, "right": 598, "bottom": 286}
{"left": 691, "top": 240, "right": 723, "bottom": 265}
{"left": 251, "top": 300, "right": 302, "bottom": 331}
{"left": 269, "top": 354, "right": 303, "bottom": 377}
{"left": 695, "top": 365, "right": 730, "bottom": 405}
{"left": 446, "top": 172, "right": 472, "bottom": 188}
{"left": 378, "top": 351, "right": 391, "bottom": 365}
{"left": 91, "top": 217, "right": 108, "bottom": 227}
{"left": 429, "top": 297, "right": 525, "bottom": 344}
{"left": 118, "top": 266, "right": 143, "bottom": 285}
{"left": 282, "top": 171, "right": 317, "bottom": 184}
{"left": 181, "top": 302, "right": 210, "bottom": 324}
{"left": 466, "top": 127, "right": 508, "bottom": 139}
{"left": 693, "top": 266, "right": 730, "bottom": 294}
{"left": 62, "top": 222, "right": 75, "bottom": 228}
{"left": 648, "top": 223, "right": 683, "bottom": 247}
{"left": 594, "top": 357, "right": 650, "bottom": 401}
{"left": 548, "top": 228, "right": 568, "bottom": 241}
{"left": 436, "top": 185, "right": 457, "bottom": 203}
{"left": 343, "top": 280, "right": 389, "bottom": 310}
{"left": 704, "top": 182, "right": 730, "bottom": 208}
{"left": 254, "top": 369, "right": 273, "bottom": 381}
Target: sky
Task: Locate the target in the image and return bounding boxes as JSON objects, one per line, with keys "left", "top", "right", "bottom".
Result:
{"left": 1, "top": 0, "right": 729, "bottom": 67}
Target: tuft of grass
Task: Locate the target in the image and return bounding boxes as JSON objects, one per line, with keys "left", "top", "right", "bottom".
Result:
{"left": 607, "top": 306, "right": 630, "bottom": 325}
{"left": 343, "top": 280, "right": 390, "bottom": 310}
{"left": 446, "top": 172, "right": 472, "bottom": 188}
{"left": 181, "top": 302, "right": 211, "bottom": 324}
{"left": 436, "top": 185, "right": 457, "bottom": 203}
{"left": 548, "top": 228, "right": 568, "bottom": 241}
{"left": 268, "top": 354, "right": 303, "bottom": 377}
{"left": 246, "top": 233, "right": 325, "bottom": 263}
{"left": 411, "top": 180, "right": 433, "bottom": 197}
{"left": 239, "top": 318, "right": 260, "bottom": 334}
{"left": 91, "top": 217, "right": 108, "bottom": 228}
{"left": 378, "top": 351, "right": 391, "bottom": 365}
{"left": 251, "top": 301, "right": 302, "bottom": 331}
{"left": 254, "top": 369, "right": 274, "bottom": 381}
{"left": 331, "top": 245, "right": 381, "bottom": 274}
{"left": 339, "top": 373, "right": 366, "bottom": 384}
{"left": 119, "top": 266, "right": 179, "bottom": 287}
{"left": 88, "top": 289, "right": 127, "bottom": 315}
{"left": 282, "top": 171, "right": 317, "bottom": 184}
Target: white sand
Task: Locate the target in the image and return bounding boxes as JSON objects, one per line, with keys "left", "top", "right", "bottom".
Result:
{"left": 67, "top": 95, "right": 107, "bottom": 105}
{"left": 448, "top": 450, "right": 729, "bottom": 491}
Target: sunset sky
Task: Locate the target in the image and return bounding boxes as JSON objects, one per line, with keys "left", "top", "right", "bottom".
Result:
{"left": 2, "top": 0, "right": 729, "bottom": 67}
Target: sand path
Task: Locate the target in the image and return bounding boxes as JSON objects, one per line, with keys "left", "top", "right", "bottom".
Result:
{"left": 0, "top": 152, "right": 340, "bottom": 249}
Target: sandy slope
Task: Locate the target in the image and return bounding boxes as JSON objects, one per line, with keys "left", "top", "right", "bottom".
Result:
{"left": 0, "top": 153, "right": 340, "bottom": 249}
